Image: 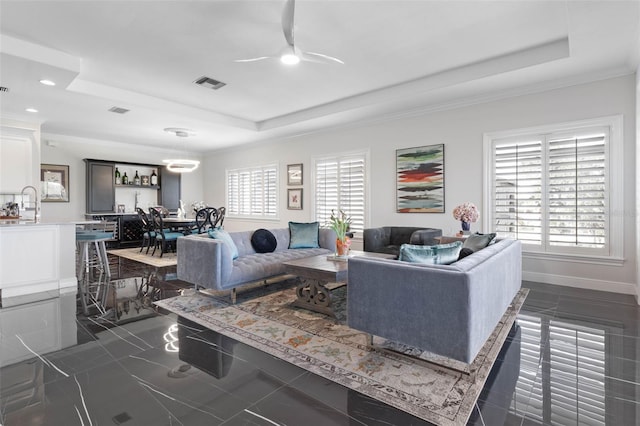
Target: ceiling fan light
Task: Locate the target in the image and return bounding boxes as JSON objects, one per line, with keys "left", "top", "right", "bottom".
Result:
{"left": 280, "top": 53, "right": 300, "bottom": 65}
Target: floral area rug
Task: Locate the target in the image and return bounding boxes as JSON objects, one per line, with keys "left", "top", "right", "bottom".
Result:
{"left": 155, "top": 283, "right": 528, "bottom": 425}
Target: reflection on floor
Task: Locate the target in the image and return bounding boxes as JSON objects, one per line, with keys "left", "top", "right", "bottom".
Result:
{"left": 1, "top": 256, "right": 639, "bottom": 425}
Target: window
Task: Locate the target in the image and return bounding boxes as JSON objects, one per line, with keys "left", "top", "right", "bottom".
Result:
{"left": 484, "top": 116, "right": 622, "bottom": 259}
{"left": 226, "top": 165, "right": 277, "bottom": 219}
{"left": 314, "top": 153, "right": 367, "bottom": 235}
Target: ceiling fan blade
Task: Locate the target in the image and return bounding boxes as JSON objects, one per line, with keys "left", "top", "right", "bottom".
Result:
{"left": 304, "top": 51, "right": 345, "bottom": 65}
{"left": 282, "top": 0, "right": 295, "bottom": 46}
{"left": 234, "top": 56, "right": 271, "bottom": 63}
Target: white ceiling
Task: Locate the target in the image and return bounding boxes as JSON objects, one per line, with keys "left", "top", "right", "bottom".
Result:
{"left": 0, "top": 0, "right": 638, "bottom": 153}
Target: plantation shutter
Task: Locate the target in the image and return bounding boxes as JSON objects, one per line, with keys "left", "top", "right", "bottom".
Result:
{"left": 315, "top": 154, "right": 366, "bottom": 234}
{"left": 227, "top": 165, "right": 277, "bottom": 218}
{"left": 493, "top": 139, "right": 543, "bottom": 246}
{"left": 547, "top": 131, "right": 607, "bottom": 249}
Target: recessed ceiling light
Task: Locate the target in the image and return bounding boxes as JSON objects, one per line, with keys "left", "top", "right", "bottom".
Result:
{"left": 25, "top": 108, "right": 38, "bottom": 113}
{"left": 39, "top": 79, "right": 56, "bottom": 86}
{"left": 164, "top": 127, "right": 195, "bottom": 137}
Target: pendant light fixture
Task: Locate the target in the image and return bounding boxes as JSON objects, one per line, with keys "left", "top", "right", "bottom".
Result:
{"left": 163, "top": 128, "right": 200, "bottom": 173}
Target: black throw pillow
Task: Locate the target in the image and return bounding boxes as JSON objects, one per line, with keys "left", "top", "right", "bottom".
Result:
{"left": 251, "top": 229, "right": 277, "bottom": 253}
{"left": 458, "top": 247, "right": 475, "bottom": 261}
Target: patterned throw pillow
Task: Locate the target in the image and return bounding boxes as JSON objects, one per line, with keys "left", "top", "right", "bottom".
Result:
{"left": 399, "top": 241, "right": 463, "bottom": 265}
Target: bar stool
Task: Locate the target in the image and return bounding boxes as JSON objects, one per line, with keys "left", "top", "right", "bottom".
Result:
{"left": 76, "top": 222, "right": 116, "bottom": 315}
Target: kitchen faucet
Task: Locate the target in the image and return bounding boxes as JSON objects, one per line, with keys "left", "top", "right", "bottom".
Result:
{"left": 20, "top": 185, "right": 40, "bottom": 222}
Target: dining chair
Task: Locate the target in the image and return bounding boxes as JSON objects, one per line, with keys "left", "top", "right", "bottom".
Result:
{"left": 136, "top": 207, "right": 156, "bottom": 254}
{"left": 212, "top": 206, "right": 225, "bottom": 228}
{"left": 149, "top": 207, "right": 184, "bottom": 257}
{"left": 193, "top": 207, "right": 217, "bottom": 234}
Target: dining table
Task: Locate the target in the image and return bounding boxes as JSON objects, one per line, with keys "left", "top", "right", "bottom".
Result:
{"left": 162, "top": 217, "right": 197, "bottom": 234}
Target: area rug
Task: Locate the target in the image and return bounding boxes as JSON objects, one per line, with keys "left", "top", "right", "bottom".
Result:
{"left": 155, "top": 285, "right": 528, "bottom": 425}
{"left": 107, "top": 248, "right": 177, "bottom": 268}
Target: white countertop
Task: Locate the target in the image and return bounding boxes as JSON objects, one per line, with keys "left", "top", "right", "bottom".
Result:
{"left": 0, "top": 219, "right": 99, "bottom": 227}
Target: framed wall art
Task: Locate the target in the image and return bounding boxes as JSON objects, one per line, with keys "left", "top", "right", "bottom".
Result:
{"left": 287, "top": 163, "right": 303, "bottom": 186}
{"left": 396, "top": 144, "right": 444, "bottom": 213}
{"left": 287, "top": 188, "right": 303, "bottom": 210}
{"left": 41, "top": 164, "right": 70, "bottom": 202}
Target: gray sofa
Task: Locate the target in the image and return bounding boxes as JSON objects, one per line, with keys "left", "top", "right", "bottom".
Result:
{"left": 177, "top": 228, "right": 336, "bottom": 301}
{"left": 347, "top": 238, "right": 522, "bottom": 364}
{"left": 363, "top": 226, "right": 442, "bottom": 256}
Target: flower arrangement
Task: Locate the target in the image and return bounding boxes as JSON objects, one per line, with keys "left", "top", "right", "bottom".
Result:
{"left": 328, "top": 209, "right": 352, "bottom": 242}
{"left": 452, "top": 202, "right": 479, "bottom": 223}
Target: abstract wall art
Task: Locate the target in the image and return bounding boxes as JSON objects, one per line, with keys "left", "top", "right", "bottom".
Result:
{"left": 396, "top": 144, "right": 444, "bottom": 213}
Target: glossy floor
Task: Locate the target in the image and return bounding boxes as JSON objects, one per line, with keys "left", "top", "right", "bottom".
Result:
{"left": 1, "top": 258, "right": 638, "bottom": 425}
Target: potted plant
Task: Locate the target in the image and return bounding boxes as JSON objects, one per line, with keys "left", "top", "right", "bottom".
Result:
{"left": 329, "top": 209, "right": 352, "bottom": 256}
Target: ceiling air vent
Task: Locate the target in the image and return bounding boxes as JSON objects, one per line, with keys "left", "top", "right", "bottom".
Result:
{"left": 108, "top": 106, "right": 130, "bottom": 114}
{"left": 194, "top": 76, "right": 226, "bottom": 90}
{"left": 0, "top": 87, "right": 9, "bottom": 93}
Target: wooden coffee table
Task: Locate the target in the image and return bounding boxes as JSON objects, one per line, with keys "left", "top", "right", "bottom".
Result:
{"left": 282, "top": 250, "right": 395, "bottom": 317}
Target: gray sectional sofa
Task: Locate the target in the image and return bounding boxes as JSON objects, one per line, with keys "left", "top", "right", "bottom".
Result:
{"left": 347, "top": 238, "right": 522, "bottom": 364}
{"left": 177, "top": 228, "right": 336, "bottom": 302}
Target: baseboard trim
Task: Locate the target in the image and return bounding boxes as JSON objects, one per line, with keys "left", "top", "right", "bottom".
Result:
{"left": 523, "top": 271, "right": 638, "bottom": 296}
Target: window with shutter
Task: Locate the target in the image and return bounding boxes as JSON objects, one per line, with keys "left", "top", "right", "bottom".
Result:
{"left": 226, "top": 165, "right": 278, "bottom": 219}
{"left": 484, "top": 116, "right": 622, "bottom": 260}
{"left": 314, "top": 153, "right": 367, "bottom": 234}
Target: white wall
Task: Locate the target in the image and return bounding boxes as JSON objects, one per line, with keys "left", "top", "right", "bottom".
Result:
{"left": 203, "top": 74, "right": 637, "bottom": 295}
{"left": 636, "top": 68, "right": 640, "bottom": 302}
{"left": 40, "top": 136, "right": 203, "bottom": 221}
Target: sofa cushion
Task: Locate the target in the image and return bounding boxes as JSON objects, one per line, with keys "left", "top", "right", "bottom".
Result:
{"left": 289, "top": 221, "right": 320, "bottom": 249}
{"left": 463, "top": 232, "right": 496, "bottom": 251}
{"left": 228, "top": 247, "right": 331, "bottom": 286}
{"left": 399, "top": 241, "right": 463, "bottom": 265}
{"left": 251, "top": 229, "right": 277, "bottom": 253}
{"left": 208, "top": 228, "right": 239, "bottom": 259}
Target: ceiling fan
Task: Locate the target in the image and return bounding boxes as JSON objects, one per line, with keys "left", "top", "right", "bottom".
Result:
{"left": 235, "top": 0, "right": 344, "bottom": 65}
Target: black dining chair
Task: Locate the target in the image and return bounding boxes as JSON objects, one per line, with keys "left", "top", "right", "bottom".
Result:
{"left": 149, "top": 207, "right": 184, "bottom": 257}
{"left": 212, "top": 206, "right": 225, "bottom": 228}
{"left": 192, "top": 207, "right": 218, "bottom": 234}
{"left": 136, "top": 207, "right": 155, "bottom": 254}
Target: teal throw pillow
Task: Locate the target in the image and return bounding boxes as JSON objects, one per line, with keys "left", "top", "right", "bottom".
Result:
{"left": 208, "top": 228, "right": 239, "bottom": 259}
{"left": 399, "top": 241, "right": 463, "bottom": 265}
{"left": 463, "top": 232, "right": 496, "bottom": 251}
{"left": 288, "top": 221, "right": 320, "bottom": 249}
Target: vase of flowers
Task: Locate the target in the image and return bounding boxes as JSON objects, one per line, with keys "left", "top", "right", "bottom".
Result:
{"left": 452, "top": 202, "right": 479, "bottom": 234}
{"left": 329, "top": 209, "right": 352, "bottom": 257}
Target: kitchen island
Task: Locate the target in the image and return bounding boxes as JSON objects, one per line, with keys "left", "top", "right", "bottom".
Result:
{"left": 0, "top": 220, "right": 89, "bottom": 367}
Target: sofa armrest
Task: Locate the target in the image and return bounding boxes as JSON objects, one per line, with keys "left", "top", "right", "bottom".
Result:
{"left": 177, "top": 234, "right": 233, "bottom": 290}
{"left": 319, "top": 228, "right": 338, "bottom": 252}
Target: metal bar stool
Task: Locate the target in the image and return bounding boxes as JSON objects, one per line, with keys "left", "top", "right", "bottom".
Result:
{"left": 76, "top": 222, "right": 116, "bottom": 315}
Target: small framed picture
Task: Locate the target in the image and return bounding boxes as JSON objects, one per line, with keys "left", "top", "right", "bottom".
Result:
{"left": 287, "top": 188, "right": 303, "bottom": 210}
{"left": 287, "top": 163, "right": 303, "bottom": 186}
{"left": 141, "top": 175, "right": 150, "bottom": 186}
{"left": 117, "top": 204, "right": 126, "bottom": 213}
{"left": 41, "top": 164, "right": 70, "bottom": 202}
